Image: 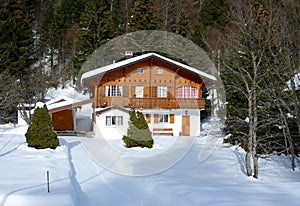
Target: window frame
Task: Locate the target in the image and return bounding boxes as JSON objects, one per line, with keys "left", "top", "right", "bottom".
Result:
{"left": 156, "top": 68, "right": 163, "bottom": 74}
{"left": 157, "top": 86, "right": 167, "bottom": 97}
{"left": 135, "top": 86, "right": 144, "bottom": 98}
{"left": 159, "top": 114, "right": 169, "bottom": 123}
{"left": 105, "top": 85, "right": 123, "bottom": 97}
{"left": 137, "top": 68, "right": 144, "bottom": 74}
{"left": 105, "top": 116, "right": 123, "bottom": 126}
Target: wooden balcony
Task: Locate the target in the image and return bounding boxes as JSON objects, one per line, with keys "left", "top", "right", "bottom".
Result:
{"left": 97, "top": 97, "right": 205, "bottom": 109}
{"left": 128, "top": 98, "right": 205, "bottom": 109}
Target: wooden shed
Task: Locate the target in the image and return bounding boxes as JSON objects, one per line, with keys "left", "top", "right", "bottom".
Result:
{"left": 47, "top": 96, "right": 93, "bottom": 131}
{"left": 51, "top": 109, "right": 75, "bottom": 131}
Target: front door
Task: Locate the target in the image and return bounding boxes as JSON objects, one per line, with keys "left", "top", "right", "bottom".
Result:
{"left": 182, "top": 116, "right": 190, "bottom": 136}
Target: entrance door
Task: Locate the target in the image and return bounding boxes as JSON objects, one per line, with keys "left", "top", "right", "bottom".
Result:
{"left": 182, "top": 116, "right": 190, "bottom": 136}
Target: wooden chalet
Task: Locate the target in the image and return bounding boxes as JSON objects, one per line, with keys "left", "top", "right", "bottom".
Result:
{"left": 81, "top": 52, "right": 216, "bottom": 137}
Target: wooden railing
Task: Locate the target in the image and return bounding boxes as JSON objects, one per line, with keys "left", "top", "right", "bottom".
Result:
{"left": 97, "top": 97, "right": 205, "bottom": 109}
{"left": 129, "top": 98, "right": 205, "bottom": 109}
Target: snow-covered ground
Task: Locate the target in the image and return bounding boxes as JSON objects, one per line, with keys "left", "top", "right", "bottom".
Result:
{"left": 0, "top": 119, "right": 300, "bottom": 206}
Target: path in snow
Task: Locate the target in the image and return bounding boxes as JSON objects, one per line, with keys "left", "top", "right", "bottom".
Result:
{"left": 63, "top": 118, "right": 300, "bottom": 206}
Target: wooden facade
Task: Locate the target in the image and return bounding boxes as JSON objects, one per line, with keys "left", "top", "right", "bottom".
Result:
{"left": 81, "top": 53, "right": 216, "bottom": 136}
{"left": 51, "top": 109, "right": 74, "bottom": 131}
{"left": 85, "top": 57, "right": 206, "bottom": 110}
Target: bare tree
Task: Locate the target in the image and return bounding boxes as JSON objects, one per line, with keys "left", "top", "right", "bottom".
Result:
{"left": 0, "top": 71, "right": 19, "bottom": 122}
{"left": 222, "top": 0, "right": 298, "bottom": 178}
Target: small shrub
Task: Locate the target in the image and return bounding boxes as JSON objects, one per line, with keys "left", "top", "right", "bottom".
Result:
{"left": 25, "top": 105, "right": 59, "bottom": 149}
{"left": 122, "top": 110, "right": 153, "bottom": 148}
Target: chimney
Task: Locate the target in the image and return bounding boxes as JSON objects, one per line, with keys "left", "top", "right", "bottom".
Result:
{"left": 125, "top": 51, "right": 133, "bottom": 59}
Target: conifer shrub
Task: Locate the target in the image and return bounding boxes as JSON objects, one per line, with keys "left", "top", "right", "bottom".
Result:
{"left": 25, "top": 105, "right": 59, "bottom": 149}
{"left": 122, "top": 110, "right": 153, "bottom": 149}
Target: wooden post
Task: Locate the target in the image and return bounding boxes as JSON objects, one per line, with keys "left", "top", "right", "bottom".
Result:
{"left": 47, "top": 170, "right": 50, "bottom": 193}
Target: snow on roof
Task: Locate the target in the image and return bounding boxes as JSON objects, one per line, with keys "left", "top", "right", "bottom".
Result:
{"left": 81, "top": 53, "right": 217, "bottom": 85}
{"left": 95, "top": 105, "right": 130, "bottom": 115}
{"left": 46, "top": 96, "right": 74, "bottom": 106}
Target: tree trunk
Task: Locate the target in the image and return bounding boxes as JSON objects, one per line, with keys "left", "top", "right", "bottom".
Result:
{"left": 245, "top": 151, "right": 252, "bottom": 176}
{"left": 253, "top": 154, "right": 258, "bottom": 178}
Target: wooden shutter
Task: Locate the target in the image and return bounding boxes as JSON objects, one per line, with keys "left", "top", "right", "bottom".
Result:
{"left": 146, "top": 114, "right": 151, "bottom": 123}
{"left": 154, "top": 114, "right": 159, "bottom": 123}
{"left": 170, "top": 114, "right": 175, "bottom": 123}
{"left": 167, "top": 86, "right": 173, "bottom": 98}
{"left": 152, "top": 86, "right": 157, "bottom": 97}
{"left": 144, "top": 87, "right": 150, "bottom": 97}
{"left": 123, "top": 86, "right": 129, "bottom": 97}
{"left": 99, "top": 86, "right": 105, "bottom": 97}
{"left": 131, "top": 86, "right": 136, "bottom": 97}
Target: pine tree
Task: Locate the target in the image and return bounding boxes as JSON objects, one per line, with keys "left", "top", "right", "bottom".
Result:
{"left": 0, "top": 0, "right": 35, "bottom": 76}
{"left": 39, "top": 0, "right": 65, "bottom": 71}
{"left": 172, "top": 8, "right": 192, "bottom": 38}
{"left": 25, "top": 105, "right": 59, "bottom": 149}
{"left": 123, "top": 110, "right": 153, "bottom": 148}
{"left": 128, "top": 0, "right": 161, "bottom": 32}
{"left": 73, "top": 0, "right": 116, "bottom": 76}
{"left": 198, "top": 0, "right": 229, "bottom": 29}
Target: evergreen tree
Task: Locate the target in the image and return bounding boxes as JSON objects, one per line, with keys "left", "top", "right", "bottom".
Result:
{"left": 191, "top": 18, "right": 207, "bottom": 49}
{"left": 73, "top": 0, "right": 116, "bottom": 76}
{"left": 123, "top": 110, "right": 153, "bottom": 148}
{"left": 172, "top": 8, "right": 192, "bottom": 38}
{"left": 128, "top": 0, "right": 161, "bottom": 32}
{"left": 39, "top": 0, "right": 65, "bottom": 71}
{"left": 198, "top": 0, "right": 229, "bottom": 29}
{"left": 25, "top": 105, "right": 59, "bottom": 149}
{"left": 0, "top": 0, "right": 35, "bottom": 76}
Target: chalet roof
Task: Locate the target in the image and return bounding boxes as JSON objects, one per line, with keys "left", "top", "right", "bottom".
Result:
{"left": 81, "top": 53, "right": 217, "bottom": 86}
{"left": 47, "top": 97, "right": 93, "bottom": 114}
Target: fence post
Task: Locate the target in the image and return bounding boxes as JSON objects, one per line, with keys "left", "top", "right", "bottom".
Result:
{"left": 47, "top": 170, "right": 50, "bottom": 193}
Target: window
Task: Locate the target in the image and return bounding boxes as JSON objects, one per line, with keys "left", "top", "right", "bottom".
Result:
{"left": 105, "top": 85, "right": 122, "bottom": 96}
{"left": 137, "top": 68, "right": 144, "bottom": 74}
{"left": 156, "top": 68, "right": 162, "bottom": 74}
{"left": 157, "top": 86, "right": 167, "bottom": 97}
{"left": 106, "top": 116, "right": 123, "bottom": 126}
{"left": 135, "top": 86, "right": 144, "bottom": 98}
{"left": 159, "top": 114, "right": 169, "bottom": 123}
{"left": 176, "top": 86, "right": 198, "bottom": 99}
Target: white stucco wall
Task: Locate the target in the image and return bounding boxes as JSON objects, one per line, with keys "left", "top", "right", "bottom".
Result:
{"left": 94, "top": 108, "right": 201, "bottom": 138}
{"left": 95, "top": 108, "right": 129, "bottom": 139}
{"left": 140, "top": 109, "right": 201, "bottom": 137}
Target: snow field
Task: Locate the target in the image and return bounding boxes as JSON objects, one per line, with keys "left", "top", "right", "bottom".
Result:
{"left": 1, "top": 119, "right": 300, "bottom": 206}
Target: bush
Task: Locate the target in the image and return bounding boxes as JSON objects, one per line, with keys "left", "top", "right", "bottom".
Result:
{"left": 122, "top": 110, "right": 153, "bottom": 148}
{"left": 25, "top": 105, "right": 59, "bottom": 149}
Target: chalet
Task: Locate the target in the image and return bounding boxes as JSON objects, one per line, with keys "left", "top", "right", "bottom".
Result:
{"left": 81, "top": 52, "right": 217, "bottom": 137}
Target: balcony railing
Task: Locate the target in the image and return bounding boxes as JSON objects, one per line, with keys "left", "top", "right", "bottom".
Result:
{"left": 129, "top": 98, "right": 205, "bottom": 109}
{"left": 97, "top": 97, "right": 205, "bottom": 109}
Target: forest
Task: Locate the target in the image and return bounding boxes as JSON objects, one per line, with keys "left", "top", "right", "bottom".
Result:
{"left": 0, "top": 0, "right": 299, "bottom": 178}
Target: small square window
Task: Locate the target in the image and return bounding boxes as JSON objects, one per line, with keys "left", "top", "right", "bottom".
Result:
{"left": 156, "top": 68, "right": 162, "bottom": 74}
{"left": 137, "top": 68, "right": 144, "bottom": 74}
